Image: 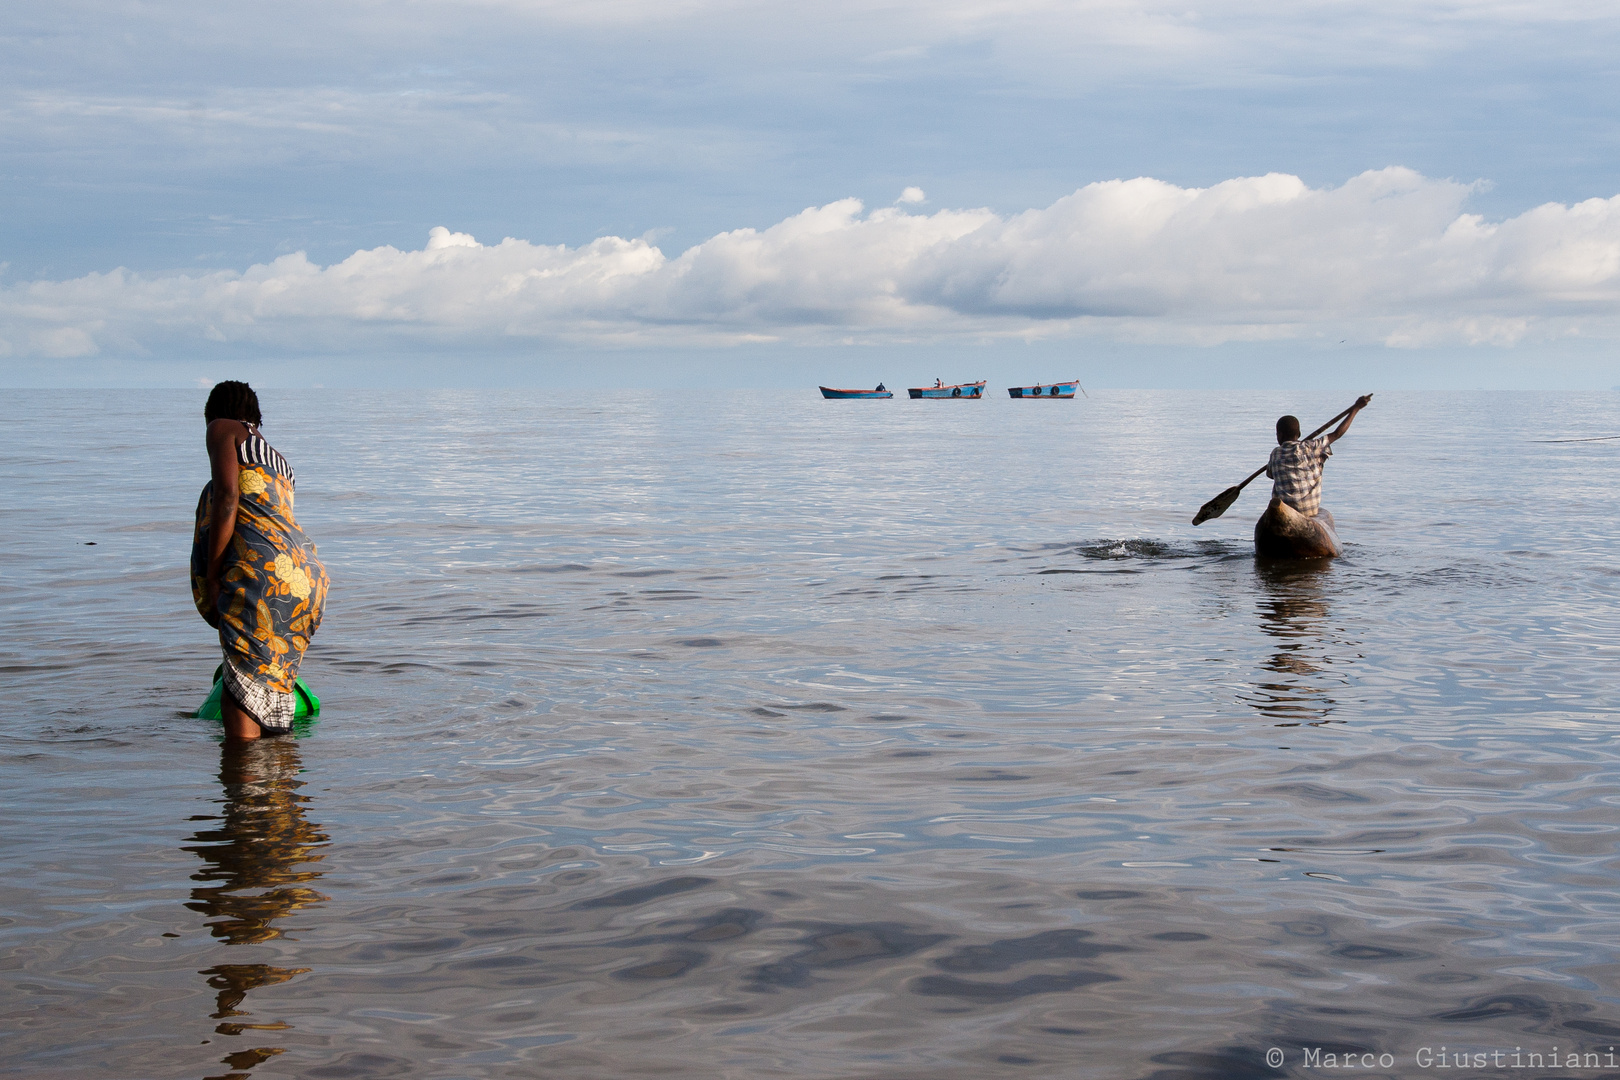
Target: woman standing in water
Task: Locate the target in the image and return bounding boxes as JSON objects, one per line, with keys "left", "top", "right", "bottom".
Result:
{"left": 191, "top": 381, "right": 328, "bottom": 740}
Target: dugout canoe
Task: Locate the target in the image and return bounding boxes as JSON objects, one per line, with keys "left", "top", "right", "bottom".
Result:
{"left": 1254, "top": 497, "right": 1342, "bottom": 560}
{"left": 908, "top": 381, "right": 986, "bottom": 399}
{"left": 1008, "top": 380, "right": 1078, "bottom": 399}
{"left": 820, "top": 386, "right": 894, "bottom": 399}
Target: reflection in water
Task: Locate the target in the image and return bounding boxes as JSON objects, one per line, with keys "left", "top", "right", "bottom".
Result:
{"left": 183, "top": 739, "right": 327, "bottom": 1078}
{"left": 1241, "top": 561, "right": 1361, "bottom": 725}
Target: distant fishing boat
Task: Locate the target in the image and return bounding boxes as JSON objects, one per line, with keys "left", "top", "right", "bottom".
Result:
{"left": 1009, "top": 379, "right": 1079, "bottom": 399}
{"left": 909, "top": 381, "right": 986, "bottom": 399}
{"left": 820, "top": 386, "right": 894, "bottom": 399}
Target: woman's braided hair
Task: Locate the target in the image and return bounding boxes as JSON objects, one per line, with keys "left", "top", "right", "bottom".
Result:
{"left": 204, "top": 380, "right": 262, "bottom": 425}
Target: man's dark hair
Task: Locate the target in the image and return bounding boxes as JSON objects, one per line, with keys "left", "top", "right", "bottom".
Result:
{"left": 204, "top": 380, "right": 262, "bottom": 425}
{"left": 1276, "top": 414, "right": 1301, "bottom": 442}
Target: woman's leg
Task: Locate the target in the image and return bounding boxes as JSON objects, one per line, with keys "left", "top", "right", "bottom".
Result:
{"left": 221, "top": 687, "right": 263, "bottom": 740}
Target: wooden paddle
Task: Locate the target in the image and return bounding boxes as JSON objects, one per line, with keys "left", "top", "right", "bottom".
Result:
{"left": 1191, "top": 396, "right": 1372, "bottom": 525}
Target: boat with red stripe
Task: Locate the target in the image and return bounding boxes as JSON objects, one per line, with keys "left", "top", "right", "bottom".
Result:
{"left": 1008, "top": 380, "right": 1080, "bottom": 399}
{"left": 908, "top": 380, "right": 986, "bottom": 399}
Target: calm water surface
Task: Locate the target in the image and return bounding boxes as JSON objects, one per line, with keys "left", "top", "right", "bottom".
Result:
{"left": 4, "top": 388, "right": 1619, "bottom": 1079}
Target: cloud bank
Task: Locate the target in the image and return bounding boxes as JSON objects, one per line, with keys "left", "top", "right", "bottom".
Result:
{"left": 5, "top": 168, "right": 1619, "bottom": 359}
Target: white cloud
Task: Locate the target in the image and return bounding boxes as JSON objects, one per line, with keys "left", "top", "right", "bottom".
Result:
{"left": 897, "top": 187, "right": 927, "bottom": 205}
{"left": 426, "top": 227, "right": 482, "bottom": 250}
{"left": 4, "top": 168, "right": 1619, "bottom": 357}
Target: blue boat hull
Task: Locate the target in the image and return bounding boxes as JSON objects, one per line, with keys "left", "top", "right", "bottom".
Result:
{"left": 820, "top": 386, "right": 893, "bottom": 399}
{"left": 908, "top": 382, "right": 986, "bottom": 399}
{"left": 1009, "top": 381, "right": 1078, "bottom": 399}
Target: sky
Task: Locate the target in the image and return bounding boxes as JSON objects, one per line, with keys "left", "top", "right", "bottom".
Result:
{"left": 3, "top": 0, "right": 1619, "bottom": 389}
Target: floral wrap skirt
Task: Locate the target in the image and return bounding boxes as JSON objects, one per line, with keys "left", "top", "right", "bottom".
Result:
{"left": 191, "top": 454, "right": 328, "bottom": 732}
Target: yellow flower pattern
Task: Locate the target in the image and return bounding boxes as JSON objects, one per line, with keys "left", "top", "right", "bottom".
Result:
{"left": 272, "top": 553, "right": 312, "bottom": 600}
{"left": 192, "top": 457, "right": 328, "bottom": 697}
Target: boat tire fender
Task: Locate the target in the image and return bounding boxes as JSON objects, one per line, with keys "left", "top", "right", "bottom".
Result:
{"left": 951, "top": 387, "right": 961, "bottom": 397}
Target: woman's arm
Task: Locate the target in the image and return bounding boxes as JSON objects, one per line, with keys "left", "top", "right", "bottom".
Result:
{"left": 205, "top": 419, "right": 244, "bottom": 610}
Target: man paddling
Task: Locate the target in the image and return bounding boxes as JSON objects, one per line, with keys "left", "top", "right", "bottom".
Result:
{"left": 1266, "top": 395, "right": 1373, "bottom": 518}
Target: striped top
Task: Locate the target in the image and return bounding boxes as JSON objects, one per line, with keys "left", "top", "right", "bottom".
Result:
{"left": 1265, "top": 436, "right": 1331, "bottom": 517}
{"left": 237, "top": 430, "right": 295, "bottom": 485}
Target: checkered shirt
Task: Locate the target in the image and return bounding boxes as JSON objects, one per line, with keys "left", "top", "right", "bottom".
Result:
{"left": 1266, "top": 436, "right": 1333, "bottom": 517}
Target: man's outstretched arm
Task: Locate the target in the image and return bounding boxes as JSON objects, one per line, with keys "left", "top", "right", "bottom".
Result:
{"left": 1325, "top": 394, "right": 1374, "bottom": 445}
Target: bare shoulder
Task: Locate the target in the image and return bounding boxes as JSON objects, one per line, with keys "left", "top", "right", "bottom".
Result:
{"left": 207, "top": 417, "right": 248, "bottom": 438}
{"left": 206, "top": 418, "right": 249, "bottom": 455}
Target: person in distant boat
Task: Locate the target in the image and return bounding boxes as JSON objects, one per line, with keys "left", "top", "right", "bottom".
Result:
{"left": 934, "top": 378, "right": 942, "bottom": 388}
{"left": 1265, "top": 395, "right": 1373, "bottom": 517}
{"left": 875, "top": 383, "right": 885, "bottom": 392}
{"left": 191, "top": 381, "right": 329, "bottom": 740}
